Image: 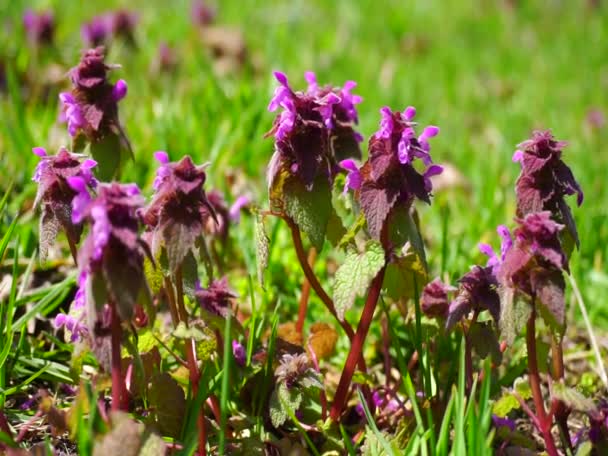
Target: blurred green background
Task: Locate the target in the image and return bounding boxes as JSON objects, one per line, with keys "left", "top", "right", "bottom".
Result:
{"left": 1, "top": 0, "right": 607, "bottom": 324}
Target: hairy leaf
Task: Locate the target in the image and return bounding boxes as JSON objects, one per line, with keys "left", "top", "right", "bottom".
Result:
{"left": 39, "top": 209, "right": 59, "bottom": 263}
{"left": 382, "top": 247, "right": 427, "bottom": 302}
{"left": 284, "top": 176, "right": 332, "bottom": 250}
{"left": 148, "top": 373, "right": 186, "bottom": 439}
{"left": 254, "top": 211, "right": 269, "bottom": 286}
{"left": 333, "top": 241, "right": 386, "bottom": 320}
{"left": 359, "top": 182, "right": 399, "bottom": 240}
{"left": 269, "top": 382, "right": 303, "bottom": 428}
{"left": 552, "top": 382, "right": 598, "bottom": 414}
{"left": 499, "top": 287, "right": 531, "bottom": 346}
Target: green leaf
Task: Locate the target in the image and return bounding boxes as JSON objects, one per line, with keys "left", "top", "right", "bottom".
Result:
{"left": 284, "top": 176, "right": 332, "bottom": 250}
{"left": 172, "top": 322, "right": 208, "bottom": 342}
{"left": 333, "top": 241, "right": 385, "bottom": 320}
{"left": 388, "top": 207, "right": 427, "bottom": 268}
{"left": 552, "top": 382, "right": 598, "bottom": 414}
{"left": 90, "top": 133, "right": 123, "bottom": 181}
{"left": 469, "top": 321, "right": 502, "bottom": 363}
{"left": 254, "top": 211, "right": 269, "bottom": 286}
{"left": 148, "top": 373, "right": 186, "bottom": 439}
{"left": 269, "top": 382, "right": 303, "bottom": 428}
{"left": 492, "top": 392, "right": 520, "bottom": 417}
{"left": 498, "top": 287, "right": 531, "bottom": 346}
{"left": 338, "top": 212, "right": 366, "bottom": 249}
{"left": 382, "top": 247, "right": 427, "bottom": 302}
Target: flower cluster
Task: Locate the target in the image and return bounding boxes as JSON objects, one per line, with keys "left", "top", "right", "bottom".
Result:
{"left": 420, "top": 278, "right": 454, "bottom": 318}
{"left": 32, "top": 147, "right": 97, "bottom": 261}
{"left": 266, "top": 71, "right": 363, "bottom": 189}
{"left": 142, "top": 153, "right": 216, "bottom": 271}
{"left": 23, "top": 10, "right": 54, "bottom": 47}
{"left": 196, "top": 277, "right": 236, "bottom": 318}
{"left": 342, "top": 106, "right": 442, "bottom": 238}
{"left": 67, "top": 180, "right": 148, "bottom": 325}
{"left": 81, "top": 10, "right": 138, "bottom": 47}
{"left": 514, "top": 130, "right": 583, "bottom": 246}
{"left": 53, "top": 272, "right": 88, "bottom": 342}
{"left": 59, "top": 47, "right": 128, "bottom": 140}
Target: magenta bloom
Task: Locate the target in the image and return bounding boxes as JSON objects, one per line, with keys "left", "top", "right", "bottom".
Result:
{"left": 498, "top": 211, "right": 568, "bottom": 326}
{"left": 142, "top": 154, "right": 216, "bottom": 271}
{"left": 358, "top": 106, "right": 443, "bottom": 239}
{"left": 196, "top": 277, "right": 237, "bottom": 318}
{"left": 59, "top": 47, "right": 127, "bottom": 141}
{"left": 228, "top": 195, "right": 251, "bottom": 223}
{"left": 32, "top": 147, "right": 97, "bottom": 261}
{"left": 67, "top": 181, "right": 148, "bottom": 324}
{"left": 23, "top": 9, "right": 54, "bottom": 46}
{"left": 514, "top": 130, "right": 583, "bottom": 247}
{"left": 266, "top": 71, "right": 363, "bottom": 189}
{"left": 478, "top": 225, "right": 513, "bottom": 276}
{"left": 54, "top": 271, "right": 89, "bottom": 342}
{"left": 232, "top": 340, "right": 246, "bottom": 366}
{"left": 81, "top": 16, "right": 111, "bottom": 47}
{"left": 339, "top": 159, "right": 362, "bottom": 193}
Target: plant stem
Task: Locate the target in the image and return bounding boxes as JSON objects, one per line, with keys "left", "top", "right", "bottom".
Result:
{"left": 67, "top": 234, "right": 79, "bottom": 266}
{"left": 285, "top": 218, "right": 366, "bottom": 374}
{"left": 174, "top": 265, "right": 206, "bottom": 456}
{"left": 329, "top": 264, "right": 387, "bottom": 422}
{"left": 526, "top": 308, "right": 558, "bottom": 456}
{"left": 296, "top": 247, "right": 317, "bottom": 334}
{"left": 110, "top": 304, "right": 127, "bottom": 411}
{"left": 551, "top": 334, "right": 572, "bottom": 451}
{"left": 163, "top": 276, "right": 180, "bottom": 325}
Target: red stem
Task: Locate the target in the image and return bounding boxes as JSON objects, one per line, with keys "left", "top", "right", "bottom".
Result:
{"left": 296, "top": 247, "right": 317, "bottom": 334}
{"left": 550, "top": 334, "right": 572, "bottom": 451}
{"left": 110, "top": 305, "right": 127, "bottom": 411}
{"left": 329, "top": 264, "right": 387, "bottom": 422}
{"left": 526, "top": 308, "right": 558, "bottom": 456}
{"left": 286, "top": 218, "right": 367, "bottom": 373}
{"left": 174, "top": 266, "right": 206, "bottom": 456}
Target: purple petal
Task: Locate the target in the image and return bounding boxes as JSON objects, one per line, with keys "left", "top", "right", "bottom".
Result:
{"left": 512, "top": 150, "right": 524, "bottom": 163}
{"left": 478, "top": 243, "right": 496, "bottom": 258}
{"left": 228, "top": 195, "right": 251, "bottom": 223}
{"left": 32, "top": 147, "right": 47, "bottom": 157}
{"left": 112, "top": 79, "right": 128, "bottom": 102}
{"left": 81, "top": 159, "right": 97, "bottom": 170}
{"left": 403, "top": 106, "right": 416, "bottom": 121}
{"left": 154, "top": 150, "right": 169, "bottom": 164}
{"left": 273, "top": 71, "right": 289, "bottom": 87}
{"left": 67, "top": 176, "right": 87, "bottom": 193}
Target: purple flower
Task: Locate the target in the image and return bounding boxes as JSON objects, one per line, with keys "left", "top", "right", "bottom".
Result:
{"left": 54, "top": 271, "right": 89, "bottom": 342}
{"left": 32, "top": 147, "right": 97, "bottom": 262}
{"left": 228, "top": 195, "right": 251, "bottom": 223}
{"left": 191, "top": 0, "right": 216, "bottom": 27}
{"left": 69, "top": 182, "right": 148, "bottom": 324}
{"left": 232, "top": 340, "right": 246, "bottom": 366}
{"left": 142, "top": 154, "right": 216, "bottom": 271}
{"left": 275, "top": 353, "right": 317, "bottom": 389}
{"left": 359, "top": 106, "right": 443, "bottom": 239}
{"left": 492, "top": 415, "right": 516, "bottom": 432}
{"left": 479, "top": 225, "right": 513, "bottom": 276}
{"left": 60, "top": 47, "right": 127, "bottom": 141}
{"left": 421, "top": 278, "right": 455, "bottom": 318}
{"left": 266, "top": 71, "right": 363, "bottom": 189}
{"left": 196, "top": 277, "right": 237, "bottom": 318}
{"left": 23, "top": 9, "right": 54, "bottom": 46}
{"left": 339, "top": 159, "right": 362, "bottom": 193}
{"left": 514, "top": 130, "right": 583, "bottom": 247}
{"left": 108, "top": 10, "right": 138, "bottom": 44}
{"left": 81, "top": 16, "right": 111, "bottom": 47}
{"left": 498, "top": 211, "right": 568, "bottom": 326}
{"left": 446, "top": 266, "right": 500, "bottom": 330}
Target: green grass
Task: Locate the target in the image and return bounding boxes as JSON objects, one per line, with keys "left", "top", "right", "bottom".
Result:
{"left": 0, "top": 0, "right": 607, "bottom": 453}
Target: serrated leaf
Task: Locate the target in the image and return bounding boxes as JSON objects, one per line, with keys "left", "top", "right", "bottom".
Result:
{"left": 382, "top": 247, "right": 427, "bottom": 302}
{"left": 359, "top": 182, "right": 399, "bottom": 240}
{"left": 39, "top": 209, "right": 59, "bottom": 263}
{"left": 163, "top": 223, "right": 198, "bottom": 273}
{"left": 148, "top": 373, "right": 186, "bottom": 439}
{"left": 90, "top": 132, "right": 122, "bottom": 181}
{"left": 492, "top": 392, "right": 520, "bottom": 417}
{"left": 254, "top": 211, "right": 269, "bottom": 286}
{"left": 333, "top": 241, "right": 385, "bottom": 320}
{"left": 284, "top": 176, "right": 332, "bottom": 250}
{"left": 172, "top": 321, "right": 208, "bottom": 342}
{"left": 552, "top": 382, "right": 598, "bottom": 414}
{"left": 180, "top": 250, "right": 199, "bottom": 298}
{"left": 499, "top": 287, "right": 531, "bottom": 346}
{"left": 338, "top": 212, "right": 366, "bottom": 249}
{"left": 469, "top": 321, "right": 502, "bottom": 363}
{"left": 269, "top": 383, "right": 303, "bottom": 428}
